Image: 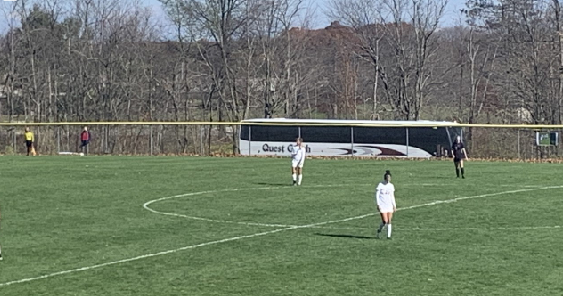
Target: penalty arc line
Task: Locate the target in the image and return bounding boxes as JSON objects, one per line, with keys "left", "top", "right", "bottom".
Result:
{"left": 144, "top": 186, "right": 301, "bottom": 228}
{"left": 145, "top": 185, "right": 563, "bottom": 229}
{"left": 1, "top": 184, "right": 562, "bottom": 288}
{"left": 143, "top": 184, "right": 356, "bottom": 228}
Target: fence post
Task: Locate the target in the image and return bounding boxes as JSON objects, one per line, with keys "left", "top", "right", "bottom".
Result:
{"left": 406, "top": 127, "right": 409, "bottom": 157}
{"left": 207, "top": 124, "right": 211, "bottom": 156}
{"left": 150, "top": 125, "right": 153, "bottom": 156}
{"left": 351, "top": 126, "right": 354, "bottom": 156}
{"left": 57, "top": 126, "right": 60, "bottom": 154}
{"left": 105, "top": 125, "right": 108, "bottom": 154}
{"left": 200, "top": 125, "right": 204, "bottom": 156}
{"left": 517, "top": 129, "right": 520, "bottom": 159}
{"left": 67, "top": 126, "right": 70, "bottom": 152}
{"left": 12, "top": 127, "right": 15, "bottom": 154}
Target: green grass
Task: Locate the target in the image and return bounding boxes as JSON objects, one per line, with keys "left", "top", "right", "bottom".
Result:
{"left": 1, "top": 156, "right": 563, "bottom": 295}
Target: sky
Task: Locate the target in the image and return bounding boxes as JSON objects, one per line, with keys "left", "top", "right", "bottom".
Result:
{"left": 140, "top": 0, "right": 469, "bottom": 28}
{"left": 0, "top": 0, "right": 468, "bottom": 34}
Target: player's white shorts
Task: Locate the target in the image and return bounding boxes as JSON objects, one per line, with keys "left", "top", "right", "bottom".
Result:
{"left": 292, "top": 160, "right": 304, "bottom": 168}
{"left": 378, "top": 206, "right": 394, "bottom": 213}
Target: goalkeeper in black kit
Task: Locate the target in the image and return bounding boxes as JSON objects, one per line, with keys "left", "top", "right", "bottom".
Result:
{"left": 452, "top": 136, "right": 469, "bottom": 179}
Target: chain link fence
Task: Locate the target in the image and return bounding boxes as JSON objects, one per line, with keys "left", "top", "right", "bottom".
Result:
{"left": 0, "top": 124, "right": 561, "bottom": 159}
{"left": 468, "top": 127, "right": 562, "bottom": 159}
{"left": 0, "top": 124, "right": 237, "bottom": 156}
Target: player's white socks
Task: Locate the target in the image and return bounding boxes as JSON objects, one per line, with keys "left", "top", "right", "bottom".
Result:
{"left": 298, "top": 174, "right": 302, "bottom": 185}
{"left": 387, "top": 224, "right": 392, "bottom": 238}
{"left": 292, "top": 174, "right": 297, "bottom": 181}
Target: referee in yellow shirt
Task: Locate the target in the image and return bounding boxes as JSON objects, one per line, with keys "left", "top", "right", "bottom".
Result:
{"left": 24, "top": 127, "right": 35, "bottom": 156}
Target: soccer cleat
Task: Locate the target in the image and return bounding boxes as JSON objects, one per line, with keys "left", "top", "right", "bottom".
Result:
{"left": 376, "top": 229, "right": 381, "bottom": 239}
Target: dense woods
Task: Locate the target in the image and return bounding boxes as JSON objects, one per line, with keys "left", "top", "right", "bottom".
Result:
{"left": 0, "top": 0, "right": 561, "bottom": 157}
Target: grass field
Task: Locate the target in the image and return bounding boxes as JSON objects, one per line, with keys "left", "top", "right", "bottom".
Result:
{"left": 0, "top": 156, "right": 563, "bottom": 295}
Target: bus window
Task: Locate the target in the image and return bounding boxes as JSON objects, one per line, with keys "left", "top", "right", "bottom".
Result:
{"left": 407, "top": 127, "right": 456, "bottom": 156}
{"left": 300, "top": 126, "right": 351, "bottom": 143}
{"left": 240, "top": 125, "right": 250, "bottom": 140}
{"left": 248, "top": 125, "right": 299, "bottom": 141}
{"left": 353, "top": 127, "right": 406, "bottom": 144}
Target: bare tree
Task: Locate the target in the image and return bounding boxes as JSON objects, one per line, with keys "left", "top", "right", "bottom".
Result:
{"left": 552, "top": 0, "right": 563, "bottom": 123}
{"left": 458, "top": 26, "right": 501, "bottom": 151}
{"left": 328, "top": 0, "right": 385, "bottom": 119}
{"left": 380, "top": 0, "right": 448, "bottom": 120}
{"left": 161, "top": 0, "right": 253, "bottom": 153}
{"left": 257, "top": 0, "right": 306, "bottom": 118}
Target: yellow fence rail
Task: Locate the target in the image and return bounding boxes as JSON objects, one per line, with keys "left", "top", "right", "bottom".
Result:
{"left": 0, "top": 121, "right": 563, "bottom": 129}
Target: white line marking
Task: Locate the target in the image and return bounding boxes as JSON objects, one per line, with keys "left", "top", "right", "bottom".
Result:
{"left": 0, "top": 228, "right": 289, "bottom": 287}
{"left": 143, "top": 186, "right": 301, "bottom": 228}
{"left": 499, "top": 184, "right": 543, "bottom": 188}
{"left": 144, "top": 184, "right": 355, "bottom": 228}
{"left": 1, "top": 184, "right": 562, "bottom": 288}
{"left": 400, "top": 225, "right": 563, "bottom": 231}
{"left": 0, "top": 213, "right": 372, "bottom": 287}
{"left": 145, "top": 185, "right": 563, "bottom": 228}
{"left": 306, "top": 225, "right": 563, "bottom": 231}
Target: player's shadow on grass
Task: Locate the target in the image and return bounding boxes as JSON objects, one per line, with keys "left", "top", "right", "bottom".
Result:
{"left": 315, "top": 233, "right": 374, "bottom": 240}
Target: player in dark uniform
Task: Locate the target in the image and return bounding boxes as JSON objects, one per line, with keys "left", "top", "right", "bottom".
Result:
{"left": 452, "top": 136, "right": 469, "bottom": 178}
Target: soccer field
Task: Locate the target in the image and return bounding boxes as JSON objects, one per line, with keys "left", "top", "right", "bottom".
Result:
{"left": 0, "top": 156, "right": 562, "bottom": 295}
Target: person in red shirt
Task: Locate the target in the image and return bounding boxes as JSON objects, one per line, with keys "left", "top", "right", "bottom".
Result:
{"left": 80, "top": 126, "right": 92, "bottom": 155}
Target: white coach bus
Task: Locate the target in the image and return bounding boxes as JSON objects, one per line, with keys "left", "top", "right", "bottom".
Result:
{"left": 239, "top": 118, "right": 462, "bottom": 157}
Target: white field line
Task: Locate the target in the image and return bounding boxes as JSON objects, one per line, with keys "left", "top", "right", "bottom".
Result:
{"left": 145, "top": 185, "right": 563, "bottom": 228}
{"left": 304, "top": 225, "right": 563, "bottom": 231}
{"left": 143, "top": 184, "right": 355, "bottom": 228}
{"left": 0, "top": 228, "right": 289, "bottom": 287}
{"left": 143, "top": 186, "right": 300, "bottom": 228}
{"left": 1, "top": 185, "right": 562, "bottom": 288}
{"left": 0, "top": 214, "right": 370, "bottom": 288}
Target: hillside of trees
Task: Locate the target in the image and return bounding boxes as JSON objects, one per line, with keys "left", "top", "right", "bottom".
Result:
{"left": 0, "top": 0, "right": 561, "bottom": 157}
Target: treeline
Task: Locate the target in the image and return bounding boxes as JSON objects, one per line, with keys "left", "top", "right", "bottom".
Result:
{"left": 0, "top": 0, "right": 562, "bottom": 155}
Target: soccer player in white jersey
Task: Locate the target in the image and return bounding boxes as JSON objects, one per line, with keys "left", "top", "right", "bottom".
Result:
{"left": 291, "top": 138, "right": 306, "bottom": 186}
{"left": 375, "top": 170, "right": 396, "bottom": 239}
